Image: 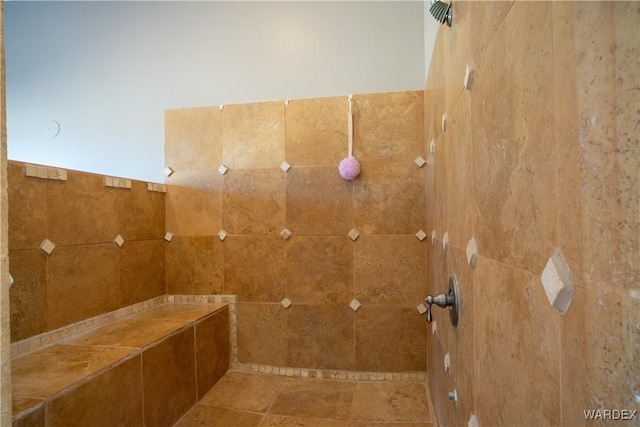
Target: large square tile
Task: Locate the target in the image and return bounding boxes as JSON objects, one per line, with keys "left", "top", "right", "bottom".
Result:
{"left": 222, "top": 101, "right": 285, "bottom": 170}
{"left": 223, "top": 168, "right": 285, "bottom": 235}
{"left": 47, "top": 244, "right": 120, "bottom": 330}
{"left": 285, "top": 96, "right": 349, "bottom": 167}
{"left": 286, "top": 236, "right": 353, "bottom": 305}
{"left": 286, "top": 166, "right": 352, "bottom": 235}
{"left": 224, "top": 236, "right": 285, "bottom": 302}
{"left": 353, "top": 91, "right": 424, "bottom": 163}
{"left": 165, "top": 107, "right": 222, "bottom": 172}
{"left": 353, "top": 163, "right": 425, "bottom": 235}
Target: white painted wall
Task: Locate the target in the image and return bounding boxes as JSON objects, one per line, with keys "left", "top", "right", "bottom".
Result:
{"left": 424, "top": 0, "right": 439, "bottom": 78}
{"left": 6, "top": 1, "right": 426, "bottom": 182}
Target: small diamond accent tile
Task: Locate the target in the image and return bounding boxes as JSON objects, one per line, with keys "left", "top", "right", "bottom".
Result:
{"left": 280, "top": 298, "right": 292, "bottom": 309}
{"left": 113, "top": 235, "right": 125, "bottom": 247}
{"left": 280, "top": 161, "right": 291, "bottom": 172}
{"left": 164, "top": 232, "right": 174, "bottom": 242}
{"left": 415, "top": 229, "right": 427, "bottom": 241}
{"left": 414, "top": 156, "right": 426, "bottom": 168}
{"left": 218, "top": 230, "right": 228, "bottom": 241}
{"left": 442, "top": 232, "right": 450, "bottom": 251}
{"left": 348, "top": 229, "right": 360, "bottom": 241}
{"left": 39, "top": 239, "right": 56, "bottom": 255}
{"left": 541, "top": 249, "right": 575, "bottom": 314}
{"left": 466, "top": 236, "right": 478, "bottom": 268}
{"left": 349, "top": 298, "right": 362, "bottom": 312}
{"left": 164, "top": 167, "right": 174, "bottom": 177}
{"left": 464, "top": 61, "right": 476, "bottom": 90}
{"left": 218, "top": 164, "right": 228, "bottom": 175}
{"left": 280, "top": 228, "right": 292, "bottom": 240}
{"left": 416, "top": 303, "right": 427, "bottom": 315}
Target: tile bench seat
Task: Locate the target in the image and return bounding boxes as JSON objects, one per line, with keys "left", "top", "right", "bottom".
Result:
{"left": 12, "top": 303, "right": 230, "bottom": 427}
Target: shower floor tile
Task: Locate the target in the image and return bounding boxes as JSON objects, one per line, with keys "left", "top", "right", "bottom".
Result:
{"left": 173, "top": 371, "right": 434, "bottom": 427}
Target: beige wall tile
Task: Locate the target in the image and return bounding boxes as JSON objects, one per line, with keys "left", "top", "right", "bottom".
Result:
{"left": 569, "top": 1, "right": 640, "bottom": 289}
{"left": 7, "top": 162, "right": 47, "bottom": 250}
{"left": 222, "top": 101, "right": 285, "bottom": 170}
{"left": 9, "top": 249, "right": 47, "bottom": 342}
{"left": 47, "top": 244, "right": 120, "bottom": 330}
{"left": 474, "top": 257, "right": 561, "bottom": 426}
{"left": 224, "top": 236, "right": 285, "bottom": 302}
{"left": 469, "top": 1, "right": 515, "bottom": 67}
{"left": 164, "top": 107, "right": 222, "bottom": 172}
{"left": 442, "top": 91, "right": 473, "bottom": 249}
{"left": 223, "top": 168, "right": 285, "bottom": 235}
{"left": 354, "top": 163, "right": 425, "bottom": 235}
{"left": 354, "top": 235, "right": 426, "bottom": 306}
{"left": 355, "top": 306, "right": 426, "bottom": 372}
{"left": 237, "top": 303, "right": 287, "bottom": 366}
{"left": 118, "top": 180, "right": 165, "bottom": 241}
{"left": 285, "top": 96, "right": 348, "bottom": 166}
{"left": 471, "top": 1, "right": 557, "bottom": 274}
{"left": 47, "top": 356, "right": 143, "bottom": 427}
{"left": 353, "top": 91, "right": 424, "bottom": 163}
{"left": 165, "top": 236, "right": 223, "bottom": 295}
{"left": 47, "top": 171, "right": 119, "bottom": 246}
{"left": 445, "top": 247, "right": 475, "bottom": 427}
{"left": 286, "top": 305, "right": 355, "bottom": 370}
{"left": 286, "top": 236, "right": 353, "bottom": 305}
{"left": 165, "top": 172, "right": 222, "bottom": 237}
{"left": 142, "top": 327, "right": 196, "bottom": 427}
{"left": 552, "top": 1, "right": 584, "bottom": 281}
{"left": 119, "top": 239, "right": 165, "bottom": 306}
{"left": 439, "top": 0, "right": 471, "bottom": 112}
{"left": 561, "top": 285, "right": 639, "bottom": 425}
{"left": 286, "top": 166, "right": 353, "bottom": 235}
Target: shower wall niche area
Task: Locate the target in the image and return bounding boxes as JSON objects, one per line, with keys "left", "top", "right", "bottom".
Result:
{"left": 164, "top": 91, "right": 429, "bottom": 373}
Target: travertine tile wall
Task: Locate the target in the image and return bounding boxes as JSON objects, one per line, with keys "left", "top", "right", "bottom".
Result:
{"left": 7, "top": 162, "right": 167, "bottom": 341}
{"left": 164, "top": 91, "right": 429, "bottom": 372}
{"left": 425, "top": 2, "right": 639, "bottom": 426}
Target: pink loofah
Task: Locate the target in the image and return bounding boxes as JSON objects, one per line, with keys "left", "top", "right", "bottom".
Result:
{"left": 339, "top": 156, "right": 361, "bottom": 180}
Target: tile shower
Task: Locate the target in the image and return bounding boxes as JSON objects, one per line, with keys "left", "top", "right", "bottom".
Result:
{"left": 163, "top": 91, "right": 428, "bottom": 373}
{"left": 3, "top": 1, "right": 639, "bottom": 426}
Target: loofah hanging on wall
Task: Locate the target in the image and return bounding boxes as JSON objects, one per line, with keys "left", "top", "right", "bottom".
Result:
{"left": 338, "top": 96, "right": 360, "bottom": 180}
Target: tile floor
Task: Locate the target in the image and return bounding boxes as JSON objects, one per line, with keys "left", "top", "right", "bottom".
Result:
{"left": 173, "top": 371, "right": 435, "bottom": 427}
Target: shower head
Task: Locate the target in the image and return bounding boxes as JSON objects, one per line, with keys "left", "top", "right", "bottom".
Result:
{"left": 429, "top": 1, "right": 452, "bottom": 27}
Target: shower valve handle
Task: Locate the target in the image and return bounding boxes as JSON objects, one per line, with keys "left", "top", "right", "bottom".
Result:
{"left": 425, "top": 293, "right": 456, "bottom": 324}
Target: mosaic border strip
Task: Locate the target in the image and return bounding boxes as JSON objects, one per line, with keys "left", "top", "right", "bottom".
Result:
{"left": 231, "top": 363, "right": 427, "bottom": 383}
